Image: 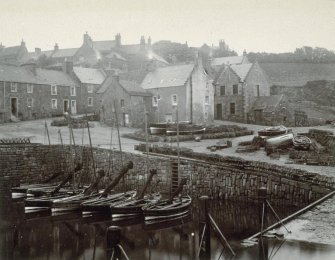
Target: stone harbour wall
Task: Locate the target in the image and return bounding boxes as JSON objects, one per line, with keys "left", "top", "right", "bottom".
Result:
{"left": 0, "top": 144, "right": 334, "bottom": 206}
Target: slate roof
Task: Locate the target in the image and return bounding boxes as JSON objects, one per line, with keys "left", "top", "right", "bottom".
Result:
{"left": 230, "top": 63, "right": 253, "bottom": 81}
{"left": 28, "top": 50, "right": 54, "bottom": 60}
{"left": 211, "top": 55, "right": 247, "bottom": 66}
{"left": 73, "top": 67, "right": 106, "bottom": 85}
{"left": 141, "top": 64, "right": 194, "bottom": 89}
{"left": 119, "top": 79, "right": 151, "bottom": 96}
{"left": 0, "top": 46, "right": 21, "bottom": 57}
{"left": 251, "top": 94, "right": 284, "bottom": 112}
{"left": 0, "top": 63, "right": 76, "bottom": 86}
{"left": 97, "top": 76, "right": 150, "bottom": 96}
{"left": 105, "top": 51, "right": 127, "bottom": 61}
{"left": 51, "top": 48, "right": 78, "bottom": 58}
{"left": 93, "top": 40, "right": 116, "bottom": 52}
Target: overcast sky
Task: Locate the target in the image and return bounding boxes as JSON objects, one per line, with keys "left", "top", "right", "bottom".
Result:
{"left": 0, "top": 0, "right": 334, "bottom": 54}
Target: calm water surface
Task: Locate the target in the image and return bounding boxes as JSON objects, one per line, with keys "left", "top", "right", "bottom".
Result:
{"left": 1, "top": 200, "right": 335, "bottom": 260}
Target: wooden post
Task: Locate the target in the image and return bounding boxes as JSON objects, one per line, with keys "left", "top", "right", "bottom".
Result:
{"left": 58, "top": 129, "right": 63, "bottom": 147}
{"left": 113, "top": 100, "right": 124, "bottom": 187}
{"left": 199, "top": 196, "right": 210, "bottom": 259}
{"left": 176, "top": 106, "right": 180, "bottom": 183}
{"left": 86, "top": 118, "right": 96, "bottom": 179}
{"left": 258, "top": 187, "right": 268, "bottom": 260}
{"left": 106, "top": 226, "right": 121, "bottom": 260}
{"left": 45, "top": 121, "right": 51, "bottom": 145}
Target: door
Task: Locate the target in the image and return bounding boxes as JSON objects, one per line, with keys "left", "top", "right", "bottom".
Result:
{"left": 216, "top": 104, "right": 222, "bottom": 120}
{"left": 63, "top": 100, "right": 69, "bottom": 113}
{"left": 254, "top": 109, "right": 263, "bottom": 124}
{"left": 11, "top": 98, "right": 18, "bottom": 117}
{"left": 71, "top": 100, "right": 77, "bottom": 114}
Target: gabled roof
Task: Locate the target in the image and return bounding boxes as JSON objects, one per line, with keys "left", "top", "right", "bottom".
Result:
{"left": 0, "top": 45, "right": 21, "bottom": 57}
{"left": 51, "top": 48, "right": 78, "bottom": 58}
{"left": 93, "top": 40, "right": 116, "bottom": 52}
{"left": 0, "top": 63, "right": 76, "bottom": 86}
{"left": 97, "top": 76, "right": 150, "bottom": 96}
{"left": 251, "top": 94, "right": 285, "bottom": 112}
{"left": 73, "top": 67, "right": 106, "bottom": 85}
{"left": 141, "top": 64, "right": 194, "bottom": 89}
{"left": 119, "top": 79, "right": 151, "bottom": 96}
{"left": 230, "top": 63, "right": 253, "bottom": 81}
{"left": 211, "top": 55, "right": 247, "bottom": 66}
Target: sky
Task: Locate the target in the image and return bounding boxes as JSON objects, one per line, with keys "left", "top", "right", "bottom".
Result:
{"left": 0, "top": 0, "right": 334, "bottom": 55}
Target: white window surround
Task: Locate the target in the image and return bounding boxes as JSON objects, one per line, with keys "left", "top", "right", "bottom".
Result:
{"left": 172, "top": 94, "right": 178, "bottom": 106}
{"left": 27, "top": 84, "right": 33, "bottom": 93}
{"left": 88, "top": 97, "right": 93, "bottom": 107}
{"left": 51, "top": 99, "right": 57, "bottom": 109}
{"left": 70, "top": 86, "right": 76, "bottom": 96}
{"left": 51, "top": 85, "right": 57, "bottom": 95}
{"left": 10, "top": 83, "right": 17, "bottom": 92}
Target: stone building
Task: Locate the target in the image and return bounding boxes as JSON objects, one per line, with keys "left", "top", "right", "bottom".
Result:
{"left": 97, "top": 76, "right": 152, "bottom": 127}
{"left": 0, "top": 63, "right": 79, "bottom": 122}
{"left": 140, "top": 59, "right": 214, "bottom": 125}
{"left": 0, "top": 40, "right": 29, "bottom": 65}
{"left": 213, "top": 62, "right": 270, "bottom": 122}
{"left": 249, "top": 94, "right": 291, "bottom": 125}
{"left": 72, "top": 66, "right": 106, "bottom": 114}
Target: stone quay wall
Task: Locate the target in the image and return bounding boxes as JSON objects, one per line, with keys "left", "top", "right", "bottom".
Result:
{"left": 0, "top": 144, "right": 334, "bottom": 206}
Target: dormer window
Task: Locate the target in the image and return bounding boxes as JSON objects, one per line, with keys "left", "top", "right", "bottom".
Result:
{"left": 51, "top": 85, "right": 57, "bottom": 95}
{"left": 27, "top": 84, "right": 33, "bottom": 93}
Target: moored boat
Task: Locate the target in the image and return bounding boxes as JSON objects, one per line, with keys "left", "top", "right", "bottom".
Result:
{"left": 265, "top": 132, "right": 294, "bottom": 147}
{"left": 166, "top": 127, "right": 206, "bottom": 136}
{"left": 293, "top": 135, "right": 312, "bottom": 150}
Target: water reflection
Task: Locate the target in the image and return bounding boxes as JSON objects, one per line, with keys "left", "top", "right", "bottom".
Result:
{"left": 1, "top": 199, "right": 335, "bottom": 260}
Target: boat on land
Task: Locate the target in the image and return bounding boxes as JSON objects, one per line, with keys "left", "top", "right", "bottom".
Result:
{"left": 293, "top": 135, "right": 312, "bottom": 150}
{"left": 149, "top": 121, "right": 192, "bottom": 135}
{"left": 166, "top": 127, "right": 206, "bottom": 136}
{"left": 258, "top": 125, "right": 288, "bottom": 137}
{"left": 265, "top": 132, "right": 294, "bottom": 147}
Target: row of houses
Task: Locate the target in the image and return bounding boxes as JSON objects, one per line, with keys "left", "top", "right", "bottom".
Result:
{"left": 0, "top": 34, "right": 285, "bottom": 126}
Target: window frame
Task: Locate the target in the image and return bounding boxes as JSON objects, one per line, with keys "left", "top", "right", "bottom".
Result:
{"left": 88, "top": 97, "right": 93, "bottom": 107}
{"left": 27, "top": 97, "right": 33, "bottom": 107}
{"left": 27, "top": 83, "right": 33, "bottom": 93}
{"left": 10, "top": 82, "right": 18, "bottom": 92}
{"left": 152, "top": 96, "right": 158, "bottom": 107}
{"left": 51, "top": 85, "right": 57, "bottom": 95}
{"left": 220, "top": 85, "right": 225, "bottom": 96}
{"left": 233, "top": 84, "right": 238, "bottom": 95}
{"left": 87, "top": 84, "right": 94, "bottom": 93}
{"left": 230, "top": 102, "right": 235, "bottom": 115}
{"left": 205, "top": 96, "right": 209, "bottom": 104}
{"left": 51, "top": 99, "right": 58, "bottom": 109}
{"left": 171, "top": 94, "right": 178, "bottom": 106}
{"left": 70, "top": 85, "right": 76, "bottom": 96}
{"left": 120, "top": 99, "right": 125, "bottom": 108}
{"left": 256, "top": 85, "right": 260, "bottom": 97}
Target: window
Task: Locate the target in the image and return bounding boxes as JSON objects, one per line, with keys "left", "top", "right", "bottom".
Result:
{"left": 10, "top": 83, "right": 17, "bottom": 92}
{"left": 51, "top": 99, "right": 57, "bottom": 109}
{"left": 27, "top": 84, "right": 33, "bottom": 93}
{"left": 88, "top": 97, "right": 93, "bottom": 107}
{"left": 205, "top": 96, "right": 209, "bottom": 104}
{"left": 230, "top": 103, "right": 235, "bottom": 115}
{"left": 70, "top": 86, "right": 76, "bottom": 96}
{"left": 256, "top": 85, "right": 260, "bottom": 97}
{"left": 172, "top": 94, "right": 178, "bottom": 106}
{"left": 51, "top": 85, "right": 57, "bottom": 95}
{"left": 27, "top": 98, "right": 33, "bottom": 107}
{"left": 220, "top": 86, "right": 225, "bottom": 96}
{"left": 87, "top": 84, "right": 94, "bottom": 93}
{"left": 233, "top": 85, "right": 238, "bottom": 95}
{"left": 152, "top": 96, "right": 158, "bottom": 107}
{"left": 120, "top": 99, "right": 125, "bottom": 108}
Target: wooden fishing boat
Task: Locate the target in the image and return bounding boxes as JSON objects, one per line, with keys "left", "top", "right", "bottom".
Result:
{"left": 81, "top": 190, "right": 137, "bottom": 213}
{"left": 293, "top": 135, "right": 312, "bottom": 150}
{"left": 142, "top": 195, "right": 192, "bottom": 222}
{"left": 166, "top": 127, "right": 206, "bottom": 136}
{"left": 111, "top": 193, "right": 161, "bottom": 219}
{"left": 265, "top": 132, "right": 294, "bottom": 147}
{"left": 258, "top": 125, "right": 288, "bottom": 137}
{"left": 149, "top": 126, "right": 167, "bottom": 135}
{"left": 144, "top": 211, "right": 192, "bottom": 229}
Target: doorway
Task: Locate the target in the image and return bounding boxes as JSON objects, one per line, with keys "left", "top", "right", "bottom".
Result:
{"left": 11, "top": 98, "right": 18, "bottom": 117}
{"left": 63, "top": 100, "right": 69, "bottom": 113}
{"left": 216, "top": 104, "right": 222, "bottom": 120}
{"left": 71, "top": 100, "right": 77, "bottom": 114}
{"left": 254, "top": 109, "right": 263, "bottom": 124}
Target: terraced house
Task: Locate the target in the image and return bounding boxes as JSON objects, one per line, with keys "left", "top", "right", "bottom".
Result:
{"left": 0, "top": 63, "right": 79, "bottom": 123}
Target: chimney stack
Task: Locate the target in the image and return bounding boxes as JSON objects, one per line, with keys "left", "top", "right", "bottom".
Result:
{"left": 54, "top": 43, "right": 59, "bottom": 51}
{"left": 62, "top": 60, "right": 73, "bottom": 75}
{"left": 147, "top": 36, "right": 151, "bottom": 48}
{"left": 115, "top": 33, "right": 121, "bottom": 48}
{"left": 243, "top": 49, "right": 247, "bottom": 56}
{"left": 140, "top": 36, "right": 146, "bottom": 51}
